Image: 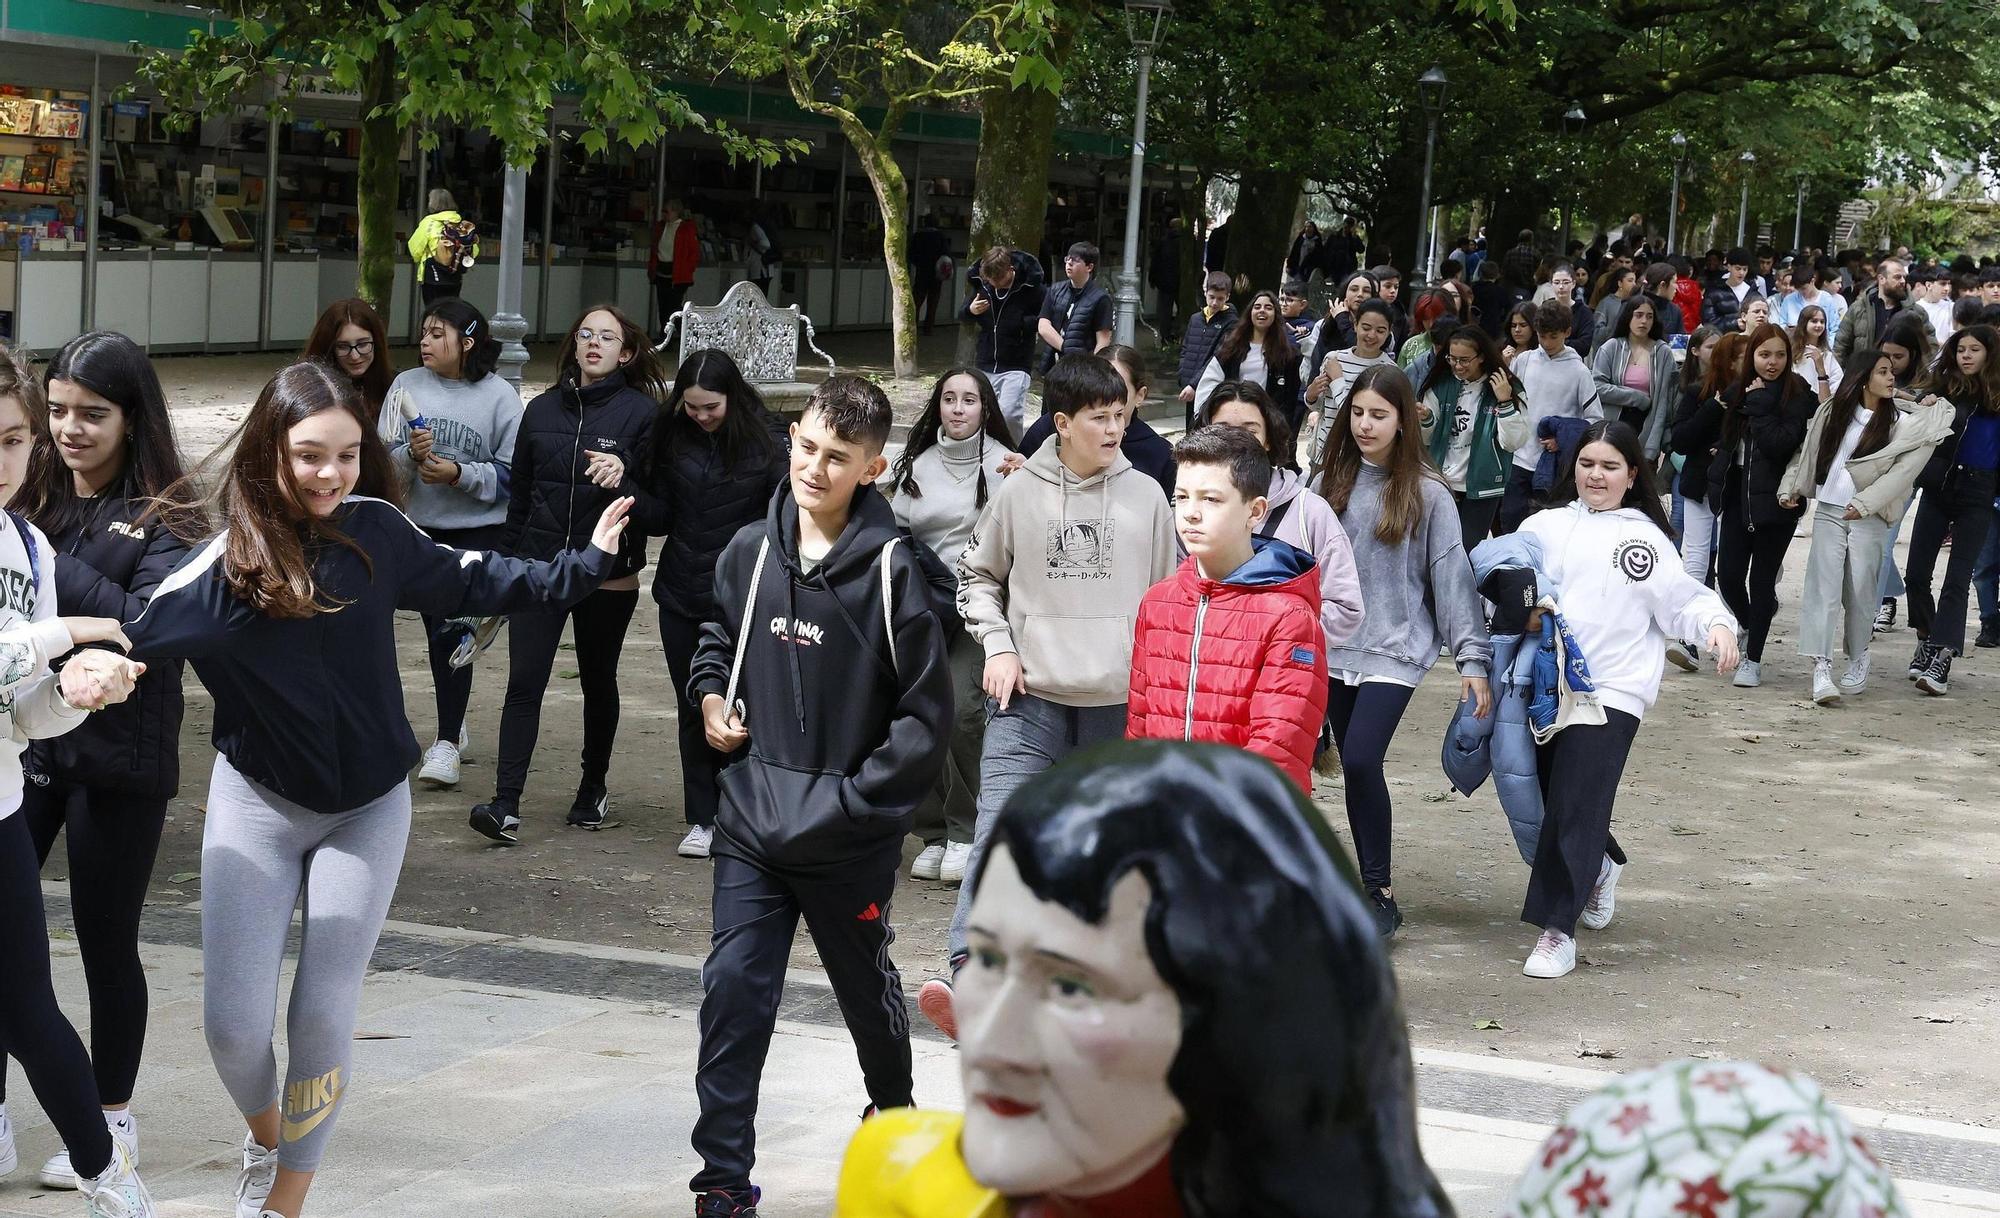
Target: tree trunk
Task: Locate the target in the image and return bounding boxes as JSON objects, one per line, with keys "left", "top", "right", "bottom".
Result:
{"left": 848, "top": 131, "right": 916, "bottom": 378}
{"left": 970, "top": 83, "right": 1062, "bottom": 261}
{"left": 1221, "top": 168, "right": 1302, "bottom": 291}
{"left": 355, "top": 42, "right": 403, "bottom": 310}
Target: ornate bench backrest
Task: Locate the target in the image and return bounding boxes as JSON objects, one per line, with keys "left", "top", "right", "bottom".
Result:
{"left": 655, "top": 281, "right": 836, "bottom": 384}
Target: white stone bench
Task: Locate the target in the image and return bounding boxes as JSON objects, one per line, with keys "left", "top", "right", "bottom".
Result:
{"left": 655, "top": 281, "right": 836, "bottom": 416}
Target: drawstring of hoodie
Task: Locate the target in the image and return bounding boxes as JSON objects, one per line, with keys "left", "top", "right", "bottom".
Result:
{"left": 782, "top": 574, "right": 806, "bottom": 735}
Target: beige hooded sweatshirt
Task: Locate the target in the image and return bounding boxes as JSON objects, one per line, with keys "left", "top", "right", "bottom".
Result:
{"left": 956, "top": 442, "right": 1177, "bottom": 707}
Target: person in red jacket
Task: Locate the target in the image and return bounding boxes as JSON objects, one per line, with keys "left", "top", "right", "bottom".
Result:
{"left": 648, "top": 196, "right": 701, "bottom": 334}
{"left": 1127, "top": 424, "right": 1329, "bottom": 789}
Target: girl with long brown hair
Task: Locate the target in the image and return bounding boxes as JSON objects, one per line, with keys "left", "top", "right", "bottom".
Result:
{"left": 302, "top": 299, "right": 393, "bottom": 428}
{"left": 1194, "top": 289, "right": 1303, "bottom": 431}
{"left": 122, "top": 361, "right": 629, "bottom": 1218}
{"left": 1317, "top": 363, "right": 1491, "bottom": 940}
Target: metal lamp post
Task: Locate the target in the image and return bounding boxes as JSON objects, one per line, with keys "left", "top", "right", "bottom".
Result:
{"left": 1412, "top": 64, "right": 1449, "bottom": 280}
{"left": 1558, "top": 105, "right": 1585, "bottom": 250}
{"left": 1666, "top": 132, "right": 1686, "bottom": 254}
{"left": 1112, "top": 0, "right": 1172, "bottom": 349}
{"left": 1735, "top": 150, "right": 1756, "bottom": 248}
{"left": 1793, "top": 174, "right": 1807, "bottom": 252}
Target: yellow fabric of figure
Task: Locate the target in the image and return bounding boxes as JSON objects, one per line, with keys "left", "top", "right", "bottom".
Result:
{"left": 834, "top": 1109, "right": 1005, "bottom": 1218}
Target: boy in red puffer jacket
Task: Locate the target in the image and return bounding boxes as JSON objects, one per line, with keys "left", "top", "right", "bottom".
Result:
{"left": 1127, "top": 424, "right": 1329, "bottom": 789}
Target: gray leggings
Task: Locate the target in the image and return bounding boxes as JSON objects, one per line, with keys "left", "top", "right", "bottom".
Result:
{"left": 200, "top": 756, "right": 409, "bottom": 1172}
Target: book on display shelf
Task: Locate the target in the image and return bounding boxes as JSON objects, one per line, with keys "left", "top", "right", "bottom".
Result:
{"left": 35, "top": 101, "right": 84, "bottom": 140}
{"left": 21, "top": 155, "right": 53, "bottom": 193}
{"left": 0, "top": 156, "right": 22, "bottom": 192}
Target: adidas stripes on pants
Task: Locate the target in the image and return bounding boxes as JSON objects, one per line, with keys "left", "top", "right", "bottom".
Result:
{"left": 200, "top": 755, "right": 409, "bottom": 1172}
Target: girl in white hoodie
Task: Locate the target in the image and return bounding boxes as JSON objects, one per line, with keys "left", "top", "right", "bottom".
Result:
{"left": 1514, "top": 420, "right": 1739, "bottom": 980}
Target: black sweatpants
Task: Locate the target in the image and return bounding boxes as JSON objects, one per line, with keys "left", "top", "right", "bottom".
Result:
{"left": 690, "top": 850, "right": 911, "bottom": 1195}
{"left": 659, "top": 607, "right": 721, "bottom": 828}
{"left": 1716, "top": 506, "right": 1797, "bottom": 663}
{"left": 1521, "top": 709, "right": 1638, "bottom": 937}
{"left": 1326, "top": 679, "right": 1417, "bottom": 892}
{"left": 655, "top": 278, "right": 690, "bottom": 333}
{"left": 0, "top": 781, "right": 166, "bottom": 1109}
{"left": 0, "top": 811, "right": 114, "bottom": 1180}
{"left": 1454, "top": 492, "right": 1504, "bottom": 556}
{"left": 493, "top": 586, "right": 641, "bottom": 803}
{"left": 1906, "top": 467, "right": 1999, "bottom": 655}
{"left": 420, "top": 523, "right": 508, "bottom": 745}
{"left": 1495, "top": 464, "right": 1540, "bottom": 535}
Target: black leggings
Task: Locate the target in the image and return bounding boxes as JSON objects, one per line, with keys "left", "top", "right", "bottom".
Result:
{"left": 494, "top": 586, "right": 641, "bottom": 802}
{"left": 0, "top": 810, "right": 114, "bottom": 1180}
{"left": 1906, "top": 467, "right": 1999, "bottom": 654}
{"left": 659, "top": 607, "right": 722, "bottom": 828}
{"left": 1325, "top": 679, "right": 1416, "bottom": 892}
{"left": 418, "top": 524, "right": 508, "bottom": 745}
{"left": 0, "top": 782, "right": 166, "bottom": 1109}
{"left": 1716, "top": 508, "right": 1796, "bottom": 663}
{"left": 1521, "top": 709, "right": 1637, "bottom": 937}
{"left": 1454, "top": 493, "right": 1503, "bottom": 556}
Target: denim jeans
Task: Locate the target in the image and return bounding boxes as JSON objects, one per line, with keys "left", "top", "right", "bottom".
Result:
{"left": 1973, "top": 502, "right": 2000, "bottom": 625}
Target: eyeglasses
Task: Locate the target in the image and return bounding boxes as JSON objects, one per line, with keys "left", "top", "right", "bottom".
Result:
{"left": 1445, "top": 353, "right": 1480, "bottom": 367}
{"left": 575, "top": 328, "right": 625, "bottom": 346}
{"left": 332, "top": 340, "right": 374, "bottom": 357}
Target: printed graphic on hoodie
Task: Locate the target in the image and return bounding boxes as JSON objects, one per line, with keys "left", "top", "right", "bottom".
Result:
{"left": 0, "top": 570, "right": 38, "bottom": 716}
{"left": 770, "top": 615, "right": 827, "bottom": 648}
{"left": 1045, "top": 518, "right": 1113, "bottom": 579}
{"left": 1613, "top": 539, "right": 1658, "bottom": 583}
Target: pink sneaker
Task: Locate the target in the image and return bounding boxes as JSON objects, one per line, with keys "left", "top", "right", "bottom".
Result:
{"left": 917, "top": 978, "right": 957, "bottom": 1042}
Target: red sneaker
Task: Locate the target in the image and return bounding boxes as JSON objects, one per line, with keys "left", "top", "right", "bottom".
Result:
{"left": 918, "top": 978, "right": 958, "bottom": 1042}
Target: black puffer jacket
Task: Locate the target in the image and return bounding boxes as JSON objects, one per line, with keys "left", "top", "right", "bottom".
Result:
{"left": 1669, "top": 385, "right": 1727, "bottom": 504}
{"left": 1914, "top": 390, "right": 1982, "bottom": 492}
{"left": 1705, "top": 376, "right": 1814, "bottom": 526}
{"left": 27, "top": 490, "right": 188, "bottom": 798}
{"left": 638, "top": 406, "right": 789, "bottom": 619}
{"left": 505, "top": 369, "right": 660, "bottom": 578}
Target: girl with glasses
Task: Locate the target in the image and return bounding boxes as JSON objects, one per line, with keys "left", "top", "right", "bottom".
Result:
{"left": 302, "top": 299, "right": 393, "bottom": 429}
{"left": 1417, "top": 324, "right": 1529, "bottom": 551}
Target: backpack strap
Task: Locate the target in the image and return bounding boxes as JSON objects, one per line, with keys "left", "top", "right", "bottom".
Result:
{"left": 722, "top": 537, "right": 770, "bottom": 713}
{"left": 878, "top": 538, "right": 900, "bottom": 677}
{"left": 8, "top": 510, "right": 39, "bottom": 597}
{"left": 1258, "top": 497, "right": 1294, "bottom": 539}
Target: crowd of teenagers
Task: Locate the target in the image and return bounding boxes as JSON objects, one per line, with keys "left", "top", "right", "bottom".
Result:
{"left": 0, "top": 217, "right": 1989, "bottom": 1217}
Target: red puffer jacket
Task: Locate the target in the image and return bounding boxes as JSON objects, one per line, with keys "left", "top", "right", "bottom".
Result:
{"left": 1126, "top": 539, "right": 1329, "bottom": 790}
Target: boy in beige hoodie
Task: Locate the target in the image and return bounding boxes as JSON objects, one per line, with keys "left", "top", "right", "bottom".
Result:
{"left": 919, "top": 354, "right": 1176, "bottom": 1039}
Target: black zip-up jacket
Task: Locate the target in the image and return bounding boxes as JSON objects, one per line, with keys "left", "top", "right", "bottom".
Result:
{"left": 1915, "top": 390, "right": 1982, "bottom": 492}
{"left": 688, "top": 484, "right": 951, "bottom": 875}
{"left": 125, "top": 498, "right": 609, "bottom": 813}
{"left": 506, "top": 369, "right": 659, "bottom": 579}
{"left": 1670, "top": 385, "right": 1727, "bottom": 504}
{"left": 27, "top": 491, "right": 188, "bottom": 798}
{"left": 1705, "top": 377, "right": 1813, "bottom": 526}
{"left": 1701, "top": 282, "right": 1759, "bottom": 331}
{"left": 961, "top": 250, "right": 1046, "bottom": 375}
{"left": 632, "top": 407, "right": 789, "bottom": 619}
{"left": 1177, "top": 305, "right": 1237, "bottom": 391}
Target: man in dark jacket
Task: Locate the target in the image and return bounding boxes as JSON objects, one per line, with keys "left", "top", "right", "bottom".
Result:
{"left": 1036, "top": 241, "right": 1113, "bottom": 368}
{"left": 1324, "top": 219, "right": 1361, "bottom": 279}
{"left": 685, "top": 376, "right": 951, "bottom": 1215}
{"left": 1502, "top": 229, "right": 1541, "bottom": 294}
{"left": 907, "top": 214, "right": 950, "bottom": 334}
{"left": 962, "top": 245, "right": 1045, "bottom": 439}
{"left": 1702, "top": 247, "right": 1760, "bottom": 331}
{"left": 1176, "top": 270, "right": 1237, "bottom": 427}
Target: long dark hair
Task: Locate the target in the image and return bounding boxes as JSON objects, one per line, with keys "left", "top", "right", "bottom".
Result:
{"left": 659, "top": 348, "right": 776, "bottom": 469}
{"left": 1788, "top": 303, "right": 1831, "bottom": 360}
{"left": 1922, "top": 323, "right": 2000, "bottom": 414}
{"left": 303, "top": 298, "right": 393, "bottom": 425}
{"left": 1611, "top": 294, "right": 1660, "bottom": 343}
{"left": 1317, "top": 364, "right": 1440, "bottom": 544}
{"left": 1813, "top": 349, "right": 1900, "bottom": 485}
{"left": 1552, "top": 419, "right": 1675, "bottom": 540}
{"left": 25, "top": 330, "right": 187, "bottom": 534}
{"left": 1503, "top": 300, "right": 1539, "bottom": 352}
{"left": 1416, "top": 325, "right": 1517, "bottom": 403}
{"left": 891, "top": 367, "right": 1015, "bottom": 509}
{"left": 1198, "top": 380, "right": 1296, "bottom": 472}
{"left": 978, "top": 742, "right": 1453, "bottom": 1218}
{"left": 1878, "top": 314, "right": 1934, "bottom": 387}
{"left": 419, "top": 297, "right": 502, "bottom": 382}
{"left": 1213, "top": 290, "right": 1297, "bottom": 372}
{"left": 156, "top": 361, "right": 400, "bottom": 619}
{"left": 555, "top": 302, "right": 671, "bottom": 400}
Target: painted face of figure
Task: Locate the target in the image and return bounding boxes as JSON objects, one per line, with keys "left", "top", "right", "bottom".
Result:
{"left": 958, "top": 846, "right": 1186, "bottom": 1200}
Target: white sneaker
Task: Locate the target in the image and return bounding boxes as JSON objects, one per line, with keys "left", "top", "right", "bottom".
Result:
{"left": 939, "top": 841, "right": 974, "bottom": 885}
{"left": 38, "top": 1109, "right": 133, "bottom": 1190}
{"left": 1524, "top": 929, "right": 1577, "bottom": 979}
{"left": 1732, "top": 658, "right": 1762, "bottom": 688}
{"left": 1578, "top": 856, "right": 1623, "bottom": 930}
{"left": 456, "top": 721, "right": 472, "bottom": 760}
{"left": 677, "top": 824, "right": 714, "bottom": 859}
{"left": 1840, "top": 652, "right": 1870, "bottom": 695}
{"left": 79, "top": 1139, "right": 155, "bottom": 1218}
{"left": 234, "top": 1131, "right": 278, "bottom": 1218}
{"left": 1811, "top": 658, "right": 1840, "bottom": 706}
{"left": 0, "top": 1102, "right": 16, "bottom": 1178}
{"left": 418, "top": 740, "right": 462, "bottom": 788}
{"left": 910, "top": 843, "right": 945, "bottom": 881}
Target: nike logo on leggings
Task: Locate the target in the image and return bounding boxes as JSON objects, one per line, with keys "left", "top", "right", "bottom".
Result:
{"left": 281, "top": 1067, "right": 345, "bottom": 1142}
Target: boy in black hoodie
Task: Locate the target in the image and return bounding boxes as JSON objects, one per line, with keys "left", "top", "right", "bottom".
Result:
{"left": 684, "top": 375, "right": 952, "bottom": 1217}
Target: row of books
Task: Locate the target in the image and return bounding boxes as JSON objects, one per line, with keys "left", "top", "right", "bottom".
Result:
{"left": 0, "top": 95, "right": 85, "bottom": 140}
{"left": 0, "top": 153, "right": 74, "bottom": 194}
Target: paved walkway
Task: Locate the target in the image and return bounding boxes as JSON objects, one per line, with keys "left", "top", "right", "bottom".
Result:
{"left": 3, "top": 890, "right": 1996, "bottom": 1217}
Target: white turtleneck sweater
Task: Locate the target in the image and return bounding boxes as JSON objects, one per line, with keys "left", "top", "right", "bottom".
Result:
{"left": 888, "top": 427, "right": 1011, "bottom": 571}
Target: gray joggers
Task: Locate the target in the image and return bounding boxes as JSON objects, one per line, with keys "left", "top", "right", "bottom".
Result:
{"left": 200, "top": 755, "right": 409, "bottom": 1172}
{"left": 1798, "top": 501, "right": 1889, "bottom": 662}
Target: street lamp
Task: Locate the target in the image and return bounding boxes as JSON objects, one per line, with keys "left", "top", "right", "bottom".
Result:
{"left": 1558, "top": 105, "right": 1585, "bottom": 251}
{"left": 1793, "top": 174, "right": 1807, "bottom": 252}
{"left": 1736, "top": 150, "right": 1756, "bottom": 248}
{"left": 1112, "top": 0, "right": 1172, "bottom": 348}
{"left": 1412, "top": 64, "right": 1449, "bottom": 280}
{"left": 1666, "top": 132, "right": 1687, "bottom": 254}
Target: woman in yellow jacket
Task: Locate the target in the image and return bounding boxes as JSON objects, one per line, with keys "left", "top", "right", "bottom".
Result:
{"left": 409, "top": 189, "right": 479, "bottom": 306}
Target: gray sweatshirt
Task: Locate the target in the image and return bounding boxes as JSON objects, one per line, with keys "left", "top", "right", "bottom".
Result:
{"left": 1326, "top": 462, "right": 1490, "bottom": 683}
{"left": 380, "top": 367, "right": 523, "bottom": 530}
{"left": 1509, "top": 345, "right": 1603, "bottom": 470}
{"left": 888, "top": 428, "right": 1010, "bottom": 572}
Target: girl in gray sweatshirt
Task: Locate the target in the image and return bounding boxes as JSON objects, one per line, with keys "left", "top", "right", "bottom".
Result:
{"left": 1315, "top": 364, "right": 1491, "bottom": 941}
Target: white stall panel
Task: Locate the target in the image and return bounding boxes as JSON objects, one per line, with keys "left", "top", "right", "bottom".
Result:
{"left": 18, "top": 256, "right": 84, "bottom": 352}
{"left": 271, "top": 258, "right": 321, "bottom": 344}
{"left": 148, "top": 255, "right": 209, "bottom": 348}
{"left": 94, "top": 256, "right": 151, "bottom": 347}
{"left": 208, "top": 257, "right": 262, "bottom": 346}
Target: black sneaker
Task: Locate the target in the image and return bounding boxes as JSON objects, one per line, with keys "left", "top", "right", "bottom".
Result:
{"left": 1917, "top": 648, "right": 1953, "bottom": 696}
{"left": 1908, "top": 639, "right": 1934, "bottom": 680}
{"left": 566, "top": 782, "right": 609, "bottom": 830}
{"left": 1875, "top": 599, "right": 1897, "bottom": 634}
{"left": 468, "top": 798, "right": 520, "bottom": 844}
{"left": 1977, "top": 619, "right": 2000, "bottom": 649}
{"left": 1367, "top": 888, "right": 1404, "bottom": 939}
{"left": 695, "top": 1188, "right": 760, "bottom": 1217}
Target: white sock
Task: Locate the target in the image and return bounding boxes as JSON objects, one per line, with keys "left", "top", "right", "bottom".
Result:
{"left": 107, "top": 1110, "right": 135, "bottom": 1134}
